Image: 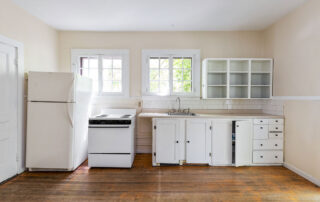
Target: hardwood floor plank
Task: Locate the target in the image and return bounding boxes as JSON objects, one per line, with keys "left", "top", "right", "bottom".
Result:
{"left": 0, "top": 154, "right": 319, "bottom": 201}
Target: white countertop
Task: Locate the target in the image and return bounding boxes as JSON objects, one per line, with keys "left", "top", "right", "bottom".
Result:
{"left": 138, "top": 112, "right": 283, "bottom": 119}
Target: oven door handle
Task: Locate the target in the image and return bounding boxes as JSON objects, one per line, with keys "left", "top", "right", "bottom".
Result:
{"left": 89, "top": 125, "right": 130, "bottom": 128}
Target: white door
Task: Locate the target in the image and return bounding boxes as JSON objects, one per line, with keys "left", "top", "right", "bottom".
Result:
{"left": 26, "top": 102, "right": 74, "bottom": 170}
{"left": 186, "top": 119, "right": 211, "bottom": 164}
{"left": 155, "top": 119, "right": 180, "bottom": 164}
{"left": 211, "top": 120, "right": 233, "bottom": 165}
{"left": 0, "top": 43, "right": 18, "bottom": 182}
{"left": 235, "top": 120, "right": 253, "bottom": 167}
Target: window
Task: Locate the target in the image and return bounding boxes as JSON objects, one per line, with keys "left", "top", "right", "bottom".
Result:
{"left": 72, "top": 49, "right": 129, "bottom": 97}
{"left": 142, "top": 49, "right": 200, "bottom": 97}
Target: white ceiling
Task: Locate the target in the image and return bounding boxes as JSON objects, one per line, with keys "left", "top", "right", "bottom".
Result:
{"left": 12, "top": 0, "right": 307, "bottom": 31}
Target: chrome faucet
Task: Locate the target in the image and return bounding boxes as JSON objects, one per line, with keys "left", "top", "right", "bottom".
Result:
{"left": 176, "top": 97, "right": 181, "bottom": 112}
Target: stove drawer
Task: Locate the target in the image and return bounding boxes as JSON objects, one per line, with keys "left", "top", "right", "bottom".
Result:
{"left": 88, "top": 127, "right": 133, "bottom": 153}
{"left": 88, "top": 154, "right": 133, "bottom": 168}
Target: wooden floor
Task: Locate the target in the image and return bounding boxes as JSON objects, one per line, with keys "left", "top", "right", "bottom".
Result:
{"left": 0, "top": 154, "right": 319, "bottom": 201}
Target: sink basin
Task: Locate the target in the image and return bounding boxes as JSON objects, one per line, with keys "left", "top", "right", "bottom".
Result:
{"left": 167, "top": 112, "right": 197, "bottom": 116}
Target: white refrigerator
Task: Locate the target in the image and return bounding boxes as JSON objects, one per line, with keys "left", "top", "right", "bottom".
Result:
{"left": 26, "top": 72, "right": 92, "bottom": 171}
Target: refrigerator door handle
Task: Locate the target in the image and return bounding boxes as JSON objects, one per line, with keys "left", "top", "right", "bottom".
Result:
{"left": 68, "top": 77, "right": 75, "bottom": 102}
{"left": 66, "top": 103, "right": 74, "bottom": 128}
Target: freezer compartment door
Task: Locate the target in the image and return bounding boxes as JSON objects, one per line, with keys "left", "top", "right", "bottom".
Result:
{"left": 26, "top": 102, "right": 74, "bottom": 170}
{"left": 28, "top": 71, "right": 75, "bottom": 102}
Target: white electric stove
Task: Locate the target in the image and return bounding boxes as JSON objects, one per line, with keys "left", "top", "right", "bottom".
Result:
{"left": 88, "top": 109, "right": 136, "bottom": 168}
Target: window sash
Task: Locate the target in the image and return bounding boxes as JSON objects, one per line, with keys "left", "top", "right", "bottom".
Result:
{"left": 147, "top": 56, "right": 194, "bottom": 96}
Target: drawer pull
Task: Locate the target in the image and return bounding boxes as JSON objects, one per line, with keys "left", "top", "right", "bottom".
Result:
{"left": 176, "top": 140, "right": 179, "bottom": 143}
{"left": 275, "top": 134, "right": 278, "bottom": 137}
{"left": 275, "top": 156, "right": 278, "bottom": 158}
{"left": 275, "top": 144, "right": 278, "bottom": 147}
{"left": 260, "top": 156, "right": 263, "bottom": 158}
{"left": 276, "top": 127, "right": 279, "bottom": 130}
{"left": 260, "top": 120, "right": 263, "bottom": 123}
{"left": 186, "top": 140, "right": 190, "bottom": 143}
{"left": 260, "top": 144, "right": 263, "bottom": 146}
{"left": 260, "top": 127, "right": 263, "bottom": 129}
{"left": 275, "top": 120, "right": 278, "bottom": 123}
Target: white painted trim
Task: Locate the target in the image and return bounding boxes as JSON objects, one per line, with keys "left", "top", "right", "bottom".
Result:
{"left": 141, "top": 49, "right": 201, "bottom": 97}
{"left": 284, "top": 162, "right": 320, "bottom": 187}
{"left": 0, "top": 34, "right": 25, "bottom": 174}
{"left": 71, "top": 49, "right": 130, "bottom": 97}
{"left": 272, "top": 96, "right": 320, "bottom": 100}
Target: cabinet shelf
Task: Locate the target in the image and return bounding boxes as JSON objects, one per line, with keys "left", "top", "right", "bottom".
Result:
{"left": 202, "top": 58, "right": 273, "bottom": 99}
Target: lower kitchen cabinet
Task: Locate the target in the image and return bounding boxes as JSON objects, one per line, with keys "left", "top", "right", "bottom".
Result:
{"left": 211, "top": 120, "right": 233, "bottom": 165}
{"left": 152, "top": 117, "right": 283, "bottom": 167}
{"left": 152, "top": 119, "right": 181, "bottom": 165}
{"left": 185, "top": 119, "right": 211, "bottom": 164}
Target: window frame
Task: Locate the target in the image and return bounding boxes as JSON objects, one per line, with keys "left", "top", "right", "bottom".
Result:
{"left": 141, "top": 49, "right": 200, "bottom": 97}
{"left": 71, "top": 49, "right": 130, "bottom": 97}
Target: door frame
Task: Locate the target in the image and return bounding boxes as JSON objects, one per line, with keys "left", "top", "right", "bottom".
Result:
{"left": 0, "top": 34, "right": 25, "bottom": 174}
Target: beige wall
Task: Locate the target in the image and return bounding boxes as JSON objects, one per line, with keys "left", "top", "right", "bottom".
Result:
{"left": 0, "top": 0, "right": 58, "bottom": 72}
{"left": 58, "top": 31, "right": 265, "bottom": 97}
{"left": 264, "top": 0, "right": 320, "bottom": 184}
{"left": 264, "top": 0, "right": 320, "bottom": 96}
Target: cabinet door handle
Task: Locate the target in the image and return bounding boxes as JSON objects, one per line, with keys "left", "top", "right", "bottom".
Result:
{"left": 275, "top": 144, "right": 278, "bottom": 147}
{"left": 260, "top": 127, "right": 263, "bottom": 129}
{"left": 260, "top": 144, "right": 263, "bottom": 146}
{"left": 275, "top": 134, "right": 278, "bottom": 137}
{"left": 176, "top": 140, "right": 179, "bottom": 143}
{"left": 276, "top": 120, "right": 278, "bottom": 123}
{"left": 186, "top": 140, "right": 190, "bottom": 143}
{"left": 275, "top": 156, "right": 278, "bottom": 158}
{"left": 260, "top": 120, "right": 263, "bottom": 123}
{"left": 260, "top": 156, "right": 263, "bottom": 158}
{"left": 276, "top": 127, "right": 279, "bottom": 130}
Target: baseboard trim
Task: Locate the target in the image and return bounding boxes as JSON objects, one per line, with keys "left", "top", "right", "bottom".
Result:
{"left": 284, "top": 162, "right": 320, "bottom": 187}
{"left": 272, "top": 96, "right": 320, "bottom": 100}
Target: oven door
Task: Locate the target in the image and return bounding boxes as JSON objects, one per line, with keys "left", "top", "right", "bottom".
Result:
{"left": 88, "top": 125, "right": 132, "bottom": 153}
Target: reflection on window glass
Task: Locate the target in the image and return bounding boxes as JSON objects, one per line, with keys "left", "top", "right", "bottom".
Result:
{"left": 149, "top": 57, "right": 169, "bottom": 94}
{"left": 173, "top": 57, "right": 192, "bottom": 93}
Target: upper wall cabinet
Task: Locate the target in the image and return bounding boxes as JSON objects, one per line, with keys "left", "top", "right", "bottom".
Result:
{"left": 202, "top": 58, "right": 273, "bottom": 99}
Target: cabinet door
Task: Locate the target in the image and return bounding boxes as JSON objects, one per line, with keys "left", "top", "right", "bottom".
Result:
{"left": 235, "top": 120, "right": 253, "bottom": 167}
{"left": 186, "top": 119, "right": 211, "bottom": 164}
{"left": 211, "top": 120, "right": 233, "bottom": 165}
{"left": 155, "top": 119, "right": 180, "bottom": 164}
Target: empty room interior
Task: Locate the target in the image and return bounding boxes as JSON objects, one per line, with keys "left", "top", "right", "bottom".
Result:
{"left": 0, "top": 0, "right": 320, "bottom": 201}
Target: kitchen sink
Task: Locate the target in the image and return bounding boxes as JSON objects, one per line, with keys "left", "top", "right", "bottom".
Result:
{"left": 167, "top": 112, "right": 197, "bottom": 116}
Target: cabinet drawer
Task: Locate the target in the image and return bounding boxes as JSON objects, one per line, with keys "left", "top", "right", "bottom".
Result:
{"left": 253, "top": 125, "right": 268, "bottom": 139}
{"left": 269, "top": 119, "right": 283, "bottom": 125}
{"left": 253, "top": 139, "right": 283, "bottom": 150}
{"left": 269, "top": 125, "right": 283, "bottom": 132}
{"left": 269, "top": 132, "right": 283, "bottom": 139}
{"left": 253, "top": 151, "right": 283, "bottom": 164}
{"left": 254, "top": 119, "right": 269, "bottom": 125}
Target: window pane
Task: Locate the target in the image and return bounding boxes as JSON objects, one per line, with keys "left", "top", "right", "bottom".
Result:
{"left": 89, "top": 58, "right": 98, "bottom": 68}
{"left": 183, "top": 68, "right": 192, "bottom": 80}
{"left": 150, "top": 69, "right": 159, "bottom": 80}
{"left": 81, "top": 68, "right": 89, "bottom": 77}
{"left": 92, "top": 81, "right": 99, "bottom": 92}
{"left": 183, "top": 58, "right": 192, "bottom": 68}
{"left": 160, "top": 69, "right": 169, "bottom": 80}
{"left": 173, "top": 81, "right": 182, "bottom": 92}
{"left": 173, "top": 58, "right": 183, "bottom": 69}
{"left": 89, "top": 69, "right": 99, "bottom": 81}
{"left": 159, "top": 81, "right": 169, "bottom": 94}
{"left": 103, "top": 58, "right": 112, "bottom": 68}
{"left": 103, "top": 69, "right": 112, "bottom": 80}
{"left": 81, "top": 57, "right": 89, "bottom": 69}
{"left": 150, "top": 81, "right": 159, "bottom": 93}
{"left": 113, "top": 59, "right": 122, "bottom": 69}
{"left": 150, "top": 58, "right": 159, "bottom": 68}
{"left": 103, "top": 80, "right": 112, "bottom": 92}
{"left": 160, "top": 58, "right": 169, "bottom": 69}
{"left": 112, "top": 81, "right": 121, "bottom": 92}
{"left": 173, "top": 69, "right": 183, "bottom": 81}
{"left": 183, "top": 81, "right": 192, "bottom": 92}
{"left": 113, "top": 69, "right": 122, "bottom": 80}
